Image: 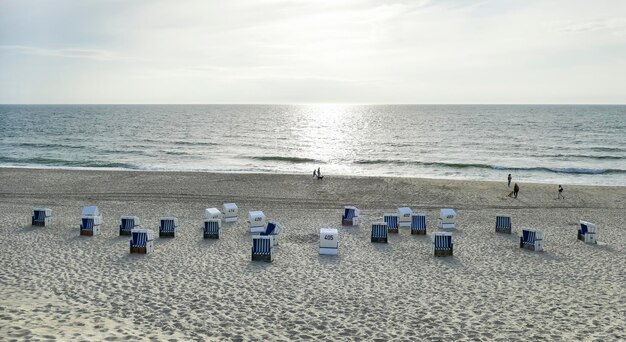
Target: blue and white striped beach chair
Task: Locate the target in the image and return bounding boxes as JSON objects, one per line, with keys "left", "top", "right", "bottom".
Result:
{"left": 410, "top": 213, "right": 427, "bottom": 235}
{"left": 120, "top": 216, "right": 140, "bottom": 236}
{"left": 251, "top": 235, "right": 274, "bottom": 262}
{"left": 32, "top": 208, "right": 52, "bottom": 227}
{"left": 371, "top": 222, "right": 388, "bottom": 243}
{"left": 159, "top": 217, "right": 178, "bottom": 238}
{"left": 130, "top": 229, "right": 155, "bottom": 254}
{"left": 578, "top": 220, "right": 597, "bottom": 244}
{"left": 495, "top": 214, "right": 512, "bottom": 234}
{"left": 520, "top": 228, "right": 544, "bottom": 251}
{"left": 384, "top": 213, "right": 399, "bottom": 233}
{"left": 342, "top": 206, "right": 360, "bottom": 226}
{"left": 203, "top": 219, "right": 221, "bottom": 239}
{"left": 432, "top": 232, "right": 453, "bottom": 256}
{"left": 80, "top": 206, "right": 102, "bottom": 236}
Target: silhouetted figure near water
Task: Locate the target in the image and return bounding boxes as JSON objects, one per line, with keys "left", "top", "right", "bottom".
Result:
{"left": 513, "top": 183, "right": 519, "bottom": 198}
{"left": 508, "top": 174, "right": 512, "bottom": 187}
{"left": 557, "top": 185, "right": 565, "bottom": 199}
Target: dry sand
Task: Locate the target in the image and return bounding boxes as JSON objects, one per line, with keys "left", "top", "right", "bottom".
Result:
{"left": 0, "top": 168, "right": 625, "bottom": 341}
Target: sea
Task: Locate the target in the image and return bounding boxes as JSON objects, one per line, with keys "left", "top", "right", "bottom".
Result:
{"left": 1, "top": 104, "right": 625, "bottom": 186}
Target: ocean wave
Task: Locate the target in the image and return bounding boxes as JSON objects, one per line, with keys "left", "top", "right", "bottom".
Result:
{"left": 353, "top": 159, "right": 626, "bottom": 175}
{"left": 0, "top": 156, "right": 138, "bottom": 169}
{"left": 14, "top": 142, "right": 84, "bottom": 149}
{"left": 248, "top": 156, "right": 320, "bottom": 163}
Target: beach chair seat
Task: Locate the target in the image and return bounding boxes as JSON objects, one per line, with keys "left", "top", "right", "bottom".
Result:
{"left": 120, "top": 216, "right": 141, "bottom": 236}
{"left": 32, "top": 208, "right": 52, "bottom": 226}
{"left": 251, "top": 235, "right": 273, "bottom": 262}
{"left": 397, "top": 207, "right": 413, "bottom": 228}
{"left": 411, "top": 213, "right": 427, "bottom": 235}
{"left": 80, "top": 206, "right": 102, "bottom": 236}
{"left": 319, "top": 228, "right": 339, "bottom": 255}
{"left": 432, "top": 232, "right": 453, "bottom": 256}
{"left": 223, "top": 203, "right": 238, "bottom": 223}
{"left": 520, "top": 228, "right": 544, "bottom": 251}
{"left": 371, "top": 222, "right": 388, "bottom": 243}
{"left": 438, "top": 208, "right": 456, "bottom": 229}
{"left": 159, "top": 217, "right": 178, "bottom": 238}
{"left": 130, "top": 229, "right": 155, "bottom": 254}
{"left": 254, "top": 221, "right": 282, "bottom": 246}
{"left": 248, "top": 211, "right": 267, "bottom": 233}
{"left": 495, "top": 214, "right": 512, "bottom": 234}
{"left": 203, "top": 219, "right": 221, "bottom": 239}
{"left": 384, "top": 213, "right": 399, "bottom": 233}
{"left": 578, "top": 220, "right": 597, "bottom": 244}
{"left": 342, "top": 206, "right": 360, "bottom": 226}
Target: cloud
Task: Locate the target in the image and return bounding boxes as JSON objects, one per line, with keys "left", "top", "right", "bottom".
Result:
{"left": 0, "top": 45, "right": 119, "bottom": 61}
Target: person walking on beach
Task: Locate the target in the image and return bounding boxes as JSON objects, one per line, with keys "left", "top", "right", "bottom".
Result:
{"left": 507, "top": 174, "right": 512, "bottom": 187}
{"left": 313, "top": 169, "right": 317, "bottom": 178}
{"left": 513, "top": 183, "right": 519, "bottom": 198}
{"left": 557, "top": 185, "right": 565, "bottom": 199}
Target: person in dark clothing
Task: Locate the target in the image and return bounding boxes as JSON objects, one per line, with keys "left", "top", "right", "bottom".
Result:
{"left": 513, "top": 183, "right": 519, "bottom": 198}
{"left": 313, "top": 169, "right": 317, "bottom": 177}
{"left": 507, "top": 174, "right": 512, "bottom": 187}
{"left": 557, "top": 185, "right": 565, "bottom": 199}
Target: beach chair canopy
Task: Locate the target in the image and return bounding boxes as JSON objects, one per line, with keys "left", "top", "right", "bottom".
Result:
{"left": 397, "top": 207, "right": 413, "bottom": 218}
{"left": 248, "top": 211, "right": 266, "bottom": 224}
{"left": 223, "top": 203, "right": 238, "bottom": 213}
{"left": 439, "top": 208, "right": 456, "bottom": 219}
{"left": 82, "top": 206, "right": 99, "bottom": 217}
{"left": 205, "top": 208, "right": 222, "bottom": 219}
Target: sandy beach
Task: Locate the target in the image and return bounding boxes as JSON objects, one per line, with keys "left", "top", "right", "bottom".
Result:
{"left": 1, "top": 168, "right": 625, "bottom": 341}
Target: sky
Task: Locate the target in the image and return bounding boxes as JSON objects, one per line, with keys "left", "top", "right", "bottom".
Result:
{"left": 1, "top": 0, "right": 625, "bottom": 104}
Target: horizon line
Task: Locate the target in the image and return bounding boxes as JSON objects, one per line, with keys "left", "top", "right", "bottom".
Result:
{"left": 2, "top": 103, "right": 626, "bottom": 106}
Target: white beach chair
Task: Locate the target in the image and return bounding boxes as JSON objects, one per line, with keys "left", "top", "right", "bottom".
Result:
{"left": 520, "top": 228, "right": 544, "bottom": 252}
{"left": 80, "top": 206, "right": 102, "bottom": 236}
{"left": 159, "top": 217, "right": 178, "bottom": 238}
{"left": 120, "top": 215, "right": 141, "bottom": 236}
{"left": 432, "top": 232, "right": 453, "bottom": 257}
{"left": 32, "top": 208, "right": 52, "bottom": 227}
{"left": 223, "top": 203, "right": 239, "bottom": 223}
{"left": 495, "top": 214, "right": 512, "bottom": 234}
{"left": 204, "top": 208, "right": 223, "bottom": 221}
{"left": 248, "top": 211, "right": 267, "bottom": 233}
{"left": 438, "top": 208, "right": 456, "bottom": 229}
{"left": 578, "top": 220, "right": 597, "bottom": 244}
{"left": 397, "top": 207, "right": 413, "bottom": 228}
{"left": 130, "top": 229, "right": 155, "bottom": 254}
{"left": 319, "top": 228, "right": 339, "bottom": 255}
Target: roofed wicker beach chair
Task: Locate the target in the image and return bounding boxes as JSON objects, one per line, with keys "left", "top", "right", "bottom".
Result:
{"left": 384, "top": 213, "right": 399, "bottom": 233}
{"left": 32, "top": 208, "right": 52, "bottom": 227}
{"left": 248, "top": 211, "right": 267, "bottom": 233}
{"left": 342, "top": 206, "right": 360, "bottom": 226}
{"left": 130, "top": 229, "right": 155, "bottom": 254}
{"left": 520, "top": 228, "right": 543, "bottom": 251}
{"left": 432, "top": 232, "right": 453, "bottom": 257}
{"left": 371, "top": 222, "right": 388, "bottom": 243}
{"left": 159, "top": 217, "right": 178, "bottom": 238}
{"left": 578, "top": 220, "right": 597, "bottom": 244}
{"left": 495, "top": 214, "right": 512, "bottom": 234}
{"left": 397, "top": 207, "right": 413, "bottom": 228}
{"left": 438, "top": 208, "right": 456, "bottom": 229}
{"left": 251, "top": 235, "right": 273, "bottom": 262}
{"left": 319, "top": 228, "right": 339, "bottom": 255}
{"left": 203, "top": 219, "right": 221, "bottom": 239}
{"left": 80, "top": 206, "right": 102, "bottom": 236}
{"left": 120, "top": 216, "right": 140, "bottom": 236}
{"left": 223, "top": 203, "right": 239, "bottom": 223}
{"left": 411, "top": 213, "right": 427, "bottom": 235}
{"left": 254, "top": 221, "right": 282, "bottom": 246}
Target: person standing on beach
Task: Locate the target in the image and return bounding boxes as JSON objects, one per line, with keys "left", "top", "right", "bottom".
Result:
{"left": 313, "top": 169, "right": 317, "bottom": 178}
{"left": 557, "top": 185, "right": 565, "bottom": 199}
{"left": 513, "top": 183, "right": 519, "bottom": 198}
{"left": 507, "top": 174, "right": 512, "bottom": 187}
{"left": 317, "top": 167, "right": 321, "bottom": 178}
